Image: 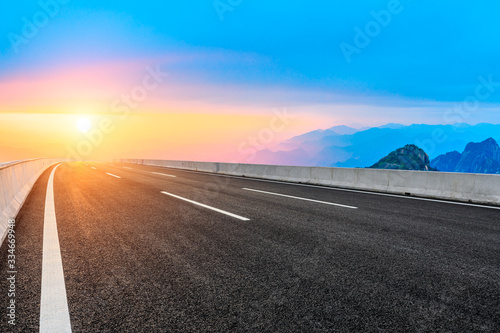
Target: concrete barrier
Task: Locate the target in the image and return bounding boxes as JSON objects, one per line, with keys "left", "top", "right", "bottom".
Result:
{"left": 120, "top": 159, "right": 500, "bottom": 206}
{"left": 0, "top": 158, "right": 65, "bottom": 245}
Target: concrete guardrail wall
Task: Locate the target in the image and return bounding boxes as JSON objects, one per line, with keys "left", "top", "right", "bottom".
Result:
{"left": 0, "top": 158, "right": 65, "bottom": 245}
{"left": 121, "top": 159, "right": 500, "bottom": 206}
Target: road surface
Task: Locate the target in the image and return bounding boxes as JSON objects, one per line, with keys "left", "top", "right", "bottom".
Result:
{"left": 1, "top": 161, "right": 499, "bottom": 332}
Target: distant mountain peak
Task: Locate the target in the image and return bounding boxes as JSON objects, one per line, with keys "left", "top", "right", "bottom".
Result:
{"left": 369, "top": 144, "right": 435, "bottom": 171}
{"left": 377, "top": 123, "right": 405, "bottom": 130}
{"left": 285, "top": 125, "right": 360, "bottom": 146}
{"left": 475, "top": 137, "right": 496, "bottom": 145}
{"left": 285, "top": 128, "right": 339, "bottom": 145}
{"left": 326, "top": 125, "right": 358, "bottom": 135}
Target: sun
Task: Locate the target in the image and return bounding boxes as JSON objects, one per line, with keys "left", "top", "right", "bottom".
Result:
{"left": 76, "top": 117, "right": 92, "bottom": 133}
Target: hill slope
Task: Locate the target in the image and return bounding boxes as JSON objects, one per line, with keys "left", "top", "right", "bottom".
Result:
{"left": 369, "top": 144, "right": 435, "bottom": 171}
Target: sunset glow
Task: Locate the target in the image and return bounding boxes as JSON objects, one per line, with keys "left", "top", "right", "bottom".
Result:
{"left": 76, "top": 117, "right": 92, "bottom": 133}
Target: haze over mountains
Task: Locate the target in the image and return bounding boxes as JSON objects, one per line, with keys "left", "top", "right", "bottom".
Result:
{"left": 252, "top": 123, "right": 500, "bottom": 169}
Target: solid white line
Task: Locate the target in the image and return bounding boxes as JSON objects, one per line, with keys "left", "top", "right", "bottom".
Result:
{"left": 161, "top": 191, "right": 250, "bottom": 221}
{"left": 91, "top": 167, "right": 97, "bottom": 170}
{"left": 142, "top": 166, "right": 500, "bottom": 210}
{"left": 40, "top": 164, "right": 72, "bottom": 333}
{"left": 151, "top": 172, "right": 176, "bottom": 177}
{"left": 106, "top": 173, "right": 121, "bottom": 178}
{"left": 243, "top": 188, "right": 358, "bottom": 209}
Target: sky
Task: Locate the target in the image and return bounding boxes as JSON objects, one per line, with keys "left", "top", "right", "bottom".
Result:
{"left": 1, "top": 0, "right": 499, "bottom": 161}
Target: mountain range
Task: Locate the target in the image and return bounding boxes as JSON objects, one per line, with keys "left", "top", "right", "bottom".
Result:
{"left": 252, "top": 123, "right": 500, "bottom": 169}
{"left": 431, "top": 138, "right": 500, "bottom": 174}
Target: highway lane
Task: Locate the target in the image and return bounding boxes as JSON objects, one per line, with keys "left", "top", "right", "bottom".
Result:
{"left": 0, "top": 161, "right": 499, "bottom": 332}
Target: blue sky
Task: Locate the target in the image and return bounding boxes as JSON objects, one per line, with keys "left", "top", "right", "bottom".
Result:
{"left": 1, "top": 0, "right": 500, "bottom": 126}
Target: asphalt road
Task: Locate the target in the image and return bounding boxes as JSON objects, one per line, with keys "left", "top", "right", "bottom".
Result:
{"left": 1, "top": 161, "right": 499, "bottom": 332}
